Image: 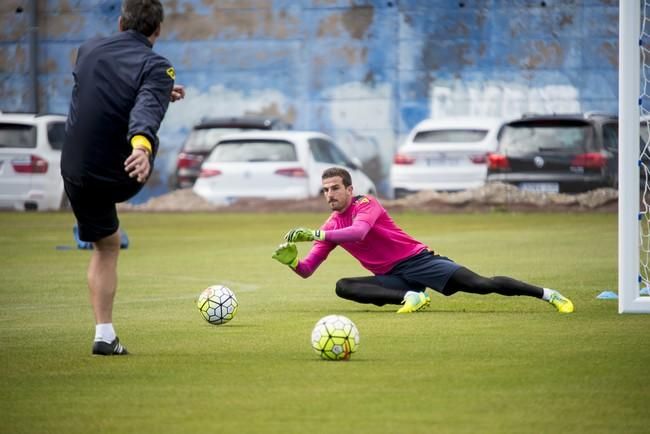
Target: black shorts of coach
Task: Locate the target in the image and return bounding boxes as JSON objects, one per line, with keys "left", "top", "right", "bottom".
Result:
{"left": 63, "top": 176, "right": 143, "bottom": 243}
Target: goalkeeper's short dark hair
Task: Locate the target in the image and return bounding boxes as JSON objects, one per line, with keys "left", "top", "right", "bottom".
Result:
{"left": 120, "top": 0, "right": 164, "bottom": 37}
{"left": 322, "top": 167, "right": 352, "bottom": 187}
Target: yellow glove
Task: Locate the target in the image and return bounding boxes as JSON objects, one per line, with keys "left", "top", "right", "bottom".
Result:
{"left": 272, "top": 242, "right": 298, "bottom": 269}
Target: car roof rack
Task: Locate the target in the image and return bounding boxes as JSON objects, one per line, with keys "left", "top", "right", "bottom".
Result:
{"left": 195, "top": 116, "right": 286, "bottom": 129}
{"left": 519, "top": 112, "right": 616, "bottom": 121}
{"left": 0, "top": 111, "right": 36, "bottom": 115}
{"left": 583, "top": 111, "right": 616, "bottom": 119}
{"left": 35, "top": 112, "right": 66, "bottom": 117}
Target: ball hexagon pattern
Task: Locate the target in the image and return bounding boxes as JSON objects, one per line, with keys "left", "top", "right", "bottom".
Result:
{"left": 311, "top": 314, "right": 359, "bottom": 360}
{"left": 197, "top": 285, "right": 238, "bottom": 325}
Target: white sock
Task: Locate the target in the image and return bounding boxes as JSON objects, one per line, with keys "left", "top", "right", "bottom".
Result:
{"left": 95, "top": 323, "right": 116, "bottom": 343}
{"left": 542, "top": 288, "right": 555, "bottom": 301}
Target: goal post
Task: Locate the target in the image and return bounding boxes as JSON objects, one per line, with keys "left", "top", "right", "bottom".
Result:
{"left": 619, "top": 0, "right": 650, "bottom": 313}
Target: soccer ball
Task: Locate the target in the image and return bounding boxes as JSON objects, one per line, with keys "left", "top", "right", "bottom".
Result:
{"left": 311, "top": 314, "right": 360, "bottom": 360}
{"left": 197, "top": 285, "right": 238, "bottom": 325}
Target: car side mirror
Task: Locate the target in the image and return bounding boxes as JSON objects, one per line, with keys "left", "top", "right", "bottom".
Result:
{"left": 348, "top": 157, "right": 362, "bottom": 170}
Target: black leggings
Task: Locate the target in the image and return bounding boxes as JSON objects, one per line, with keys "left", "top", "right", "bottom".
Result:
{"left": 336, "top": 276, "right": 410, "bottom": 306}
{"left": 442, "top": 267, "right": 544, "bottom": 298}
{"left": 335, "top": 267, "right": 543, "bottom": 306}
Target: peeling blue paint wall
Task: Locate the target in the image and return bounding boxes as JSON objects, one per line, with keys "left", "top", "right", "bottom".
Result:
{"left": 1, "top": 0, "right": 619, "bottom": 200}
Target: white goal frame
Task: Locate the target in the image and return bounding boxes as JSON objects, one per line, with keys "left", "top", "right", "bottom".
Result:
{"left": 619, "top": 1, "right": 650, "bottom": 313}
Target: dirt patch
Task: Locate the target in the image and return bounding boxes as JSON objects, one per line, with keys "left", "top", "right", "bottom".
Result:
{"left": 117, "top": 183, "right": 618, "bottom": 213}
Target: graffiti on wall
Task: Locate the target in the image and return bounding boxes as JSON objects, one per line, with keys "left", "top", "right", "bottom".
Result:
{"left": 429, "top": 80, "right": 582, "bottom": 119}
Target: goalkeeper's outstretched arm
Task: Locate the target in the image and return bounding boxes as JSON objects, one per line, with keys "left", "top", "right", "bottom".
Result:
{"left": 284, "top": 220, "right": 372, "bottom": 244}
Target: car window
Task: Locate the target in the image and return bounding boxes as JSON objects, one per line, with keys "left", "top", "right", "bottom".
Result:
{"left": 602, "top": 122, "right": 618, "bottom": 152}
{"left": 184, "top": 128, "right": 249, "bottom": 152}
{"left": 498, "top": 122, "right": 594, "bottom": 152}
{"left": 207, "top": 140, "right": 297, "bottom": 162}
{"left": 47, "top": 122, "right": 66, "bottom": 150}
{"left": 0, "top": 123, "right": 37, "bottom": 149}
{"left": 413, "top": 129, "right": 488, "bottom": 143}
{"left": 309, "top": 138, "right": 351, "bottom": 166}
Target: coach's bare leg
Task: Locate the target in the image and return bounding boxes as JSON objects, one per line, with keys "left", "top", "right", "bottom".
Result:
{"left": 88, "top": 230, "right": 121, "bottom": 324}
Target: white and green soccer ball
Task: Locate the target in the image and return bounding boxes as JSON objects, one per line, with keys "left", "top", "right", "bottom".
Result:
{"left": 311, "top": 314, "right": 360, "bottom": 361}
{"left": 197, "top": 285, "right": 238, "bottom": 325}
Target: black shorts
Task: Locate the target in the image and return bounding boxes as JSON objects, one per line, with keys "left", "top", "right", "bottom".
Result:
{"left": 387, "top": 250, "right": 462, "bottom": 294}
{"left": 63, "top": 176, "right": 142, "bottom": 242}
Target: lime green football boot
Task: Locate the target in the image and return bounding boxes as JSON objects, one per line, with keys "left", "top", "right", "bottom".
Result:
{"left": 397, "top": 291, "right": 431, "bottom": 314}
{"left": 549, "top": 291, "right": 574, "bottom": 313}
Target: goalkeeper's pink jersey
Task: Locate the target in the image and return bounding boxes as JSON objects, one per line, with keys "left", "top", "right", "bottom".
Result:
{"left": 294, "top": 195, "right": 428, "bottom": 277}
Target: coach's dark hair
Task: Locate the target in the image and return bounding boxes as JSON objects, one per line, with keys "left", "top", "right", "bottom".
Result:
{"left": 322, "top": 167, "right": 352, "bottom": 187}
{"left": 120, "top": 0, "right": 164, "bottom": 37}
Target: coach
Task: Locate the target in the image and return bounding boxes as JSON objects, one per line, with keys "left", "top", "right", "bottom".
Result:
{"left": 61, "top": 0, "right": 184, "bottom": 356}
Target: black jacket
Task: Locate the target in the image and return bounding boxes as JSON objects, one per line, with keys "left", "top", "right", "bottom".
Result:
{"left": 62, "top": 30, "right": 174, "bottom": 186}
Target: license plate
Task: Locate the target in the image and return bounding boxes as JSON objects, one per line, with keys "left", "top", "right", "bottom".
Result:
{"left": 519, "top": 182, "right": 559, "bottom": 193}
{"left": 425, "top": 157, "right": 460, "bottom": 166}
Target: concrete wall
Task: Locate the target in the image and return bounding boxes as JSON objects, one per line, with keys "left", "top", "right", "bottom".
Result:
{"left": 0, "top": 0, "right": 619, "bottom": 200}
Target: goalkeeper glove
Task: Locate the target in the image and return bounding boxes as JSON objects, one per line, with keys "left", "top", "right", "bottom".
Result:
{"left": 284, "top": 227, "right": 325, "bottom": 242}
{"left": 272, "top": 242, "right": 298, "bottom": 269}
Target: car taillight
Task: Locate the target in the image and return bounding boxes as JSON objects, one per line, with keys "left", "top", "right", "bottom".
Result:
{"left": 275, "top": 168, "right": 307, "bottom": 177}
{"left": 177, "top": 153, "right": 203, "bottom": 169}
{"left": 469, "top": 154, "right": 487, "bottom": 164}
{"left": 199, "top": 168, "right": 222, "bottom": 178}
{"left": 393, "top": 153, "right": 415, "bottom": 165}
{"left": 12, "top": 155, "right": 48, "bottom": 173}
{"left": 571, "top": 152, "right": 607, "bottom": 169}
{"left": 487, "top": 153, "right": 510, "bottom": 170}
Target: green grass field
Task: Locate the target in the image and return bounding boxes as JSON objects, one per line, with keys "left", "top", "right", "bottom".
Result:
{"left": 1, "top": 211, "right": 648, "bottom": 434}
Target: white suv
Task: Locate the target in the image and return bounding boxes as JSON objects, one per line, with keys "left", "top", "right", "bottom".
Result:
{"left": 0, "top": 112, "right": 67, "bottom": 211}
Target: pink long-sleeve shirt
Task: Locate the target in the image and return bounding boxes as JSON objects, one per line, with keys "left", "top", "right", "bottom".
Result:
{"left": 293, "top": 195, "right": 428, "bottom": 277}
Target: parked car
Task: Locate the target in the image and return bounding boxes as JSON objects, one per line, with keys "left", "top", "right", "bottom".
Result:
{"left": 173, "top": 116, "right": 291, "bottom": 188}
{"left": 486, "top": 112, "right": 618, "bottom": 193}
{"left": 390, "top": 117, "right": 507, "bottom": 198}
{"left": 193, "top": 131, "right": 376, "bottom": 204}
{"left": 0, "top": 112, "right": 67, "bottom": 211}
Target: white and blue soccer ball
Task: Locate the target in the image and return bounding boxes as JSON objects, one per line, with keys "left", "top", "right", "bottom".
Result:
{"left": 197, "top": 285, "right": 238, "bottom": 325}
{"left": 311, "top": 314, "right": 360, "bottom": 360}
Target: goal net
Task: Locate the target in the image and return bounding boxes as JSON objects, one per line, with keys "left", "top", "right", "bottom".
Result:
{"left": 620, "top": 0, "right": 650, "bottom": 313}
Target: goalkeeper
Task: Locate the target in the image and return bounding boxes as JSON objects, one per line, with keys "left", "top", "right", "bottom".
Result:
{"left": 272, "top": 167, "right": 574, "bottom": 314}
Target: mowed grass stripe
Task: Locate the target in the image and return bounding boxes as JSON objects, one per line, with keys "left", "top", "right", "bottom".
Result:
{"left": 1, "top": 211, "right": 648, "bottom": 434}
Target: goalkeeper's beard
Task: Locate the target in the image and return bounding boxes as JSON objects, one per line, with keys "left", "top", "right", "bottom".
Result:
{"left": 328, "top": 199, "right": 342, "bottom": 211}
